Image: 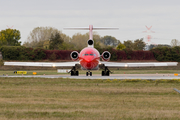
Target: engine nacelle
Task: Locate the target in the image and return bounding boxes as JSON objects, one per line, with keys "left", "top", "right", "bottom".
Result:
{"left": 70, "top": 51, "right": 79, "bottom": 61}
{"left": 88, "top": 39, "right": 94, "bottom": 47}
{"left": 101, "top": 51, "right": 111, "bottom": 61}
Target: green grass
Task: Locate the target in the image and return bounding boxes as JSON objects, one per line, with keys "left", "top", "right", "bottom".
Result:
{"left": 0, "top": 78, "right": 179, "bottom": 119}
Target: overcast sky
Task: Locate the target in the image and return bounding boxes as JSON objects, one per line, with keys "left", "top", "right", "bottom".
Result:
{"left": 0, "top": 0, "right": 180, "bottom": 45}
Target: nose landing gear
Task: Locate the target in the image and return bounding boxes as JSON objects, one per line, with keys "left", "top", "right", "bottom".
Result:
{"left": 86, "top": 71, "right": 92, "bottom": 76}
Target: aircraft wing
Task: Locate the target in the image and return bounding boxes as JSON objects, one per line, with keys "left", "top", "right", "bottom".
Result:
{"left": 100, "top": 62, "right": 178, "bottom": 68}
{"left": 4, "top": 62, "right": 80, "bottom": 68}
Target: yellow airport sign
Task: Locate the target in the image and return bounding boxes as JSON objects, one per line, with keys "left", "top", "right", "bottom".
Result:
{"left": 14, "top": 71, "right": 27, "bottom": 74}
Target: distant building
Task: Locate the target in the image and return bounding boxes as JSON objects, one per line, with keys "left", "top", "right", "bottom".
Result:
{"left": 144, "top": 44, "right": 171, "bottom": 51}
{"left": 144, "top": 44, "right": 158, "bottom": 51}
{"left": 144, "top": 44, "right": 150, "bottom": 51}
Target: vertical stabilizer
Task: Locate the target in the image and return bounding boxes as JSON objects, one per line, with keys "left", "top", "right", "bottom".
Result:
{"left": 89, "top": 25, "right": 93, "bottom": 40}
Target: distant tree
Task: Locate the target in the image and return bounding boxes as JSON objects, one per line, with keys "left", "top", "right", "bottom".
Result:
{"left": 93, "top": 39, "right": 106, "bottom": 51}
{"left": 24, "top": 27, "right": 59, "bottom": 48}
{"left": 23, "top": 26, "right": 70, "bottom": 48}
{"left": 58, "top": 42, "right": 74, "bottom": 50}
{"left": 43, "top": 40, "right": 50, "bottom": 49}
{"left": 71, "top": 33, "right": 88, "bottom": 50}
{"left": 70, "top": 32, "right": 101, "bottom": 50}
{"left": 156, "top": 44, "right": 171, "bottom": 48}
{"left": 133, "top": 38, "right": 146, "bottom": 50}
{"left": 100, "top": 36, "right": 120, "bottom": 47}
{"left": 123, "top": 40, "right": 134, "bottom": 50}
{"left": 116, "top": 43, "right": 126, "bottom": 50}
{"left": 170, "top": 39, "right": 180, "bottom": 47}
{"left": 49, "top": 33, "right": 64, "bottom": 50}
{"left": 0, "top": 29, "right": 21, "bottom": 46}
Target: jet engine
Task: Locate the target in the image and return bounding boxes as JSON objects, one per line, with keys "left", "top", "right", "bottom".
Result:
{"left": 70, "top": 51, "right": 79, "bottom": 61}
{"left": 101, "top": 51, "right": 111, "bottom": 61}
{"left": 88, "top": 39, "right": 94, "bottom": 47}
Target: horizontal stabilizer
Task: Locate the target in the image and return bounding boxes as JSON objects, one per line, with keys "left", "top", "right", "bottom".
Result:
{"left": 64, "top": 28, "right": 89, "bottom": 30}
{"left": 64, "top": 27, "right": 119, "bottom": 30}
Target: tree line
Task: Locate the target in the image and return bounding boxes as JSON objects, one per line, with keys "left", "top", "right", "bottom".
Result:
{"left": 1, "top": 25, "right": 180, "bottom": 62}
{"left": 2, "top": 45, "right": 180, "bottom": 62}
{"left": 0, "top": 46, "right": 155, "bottom": 61}
{"left": 23, "top": 27, "right": 122, "bottom": 50}
{"left": 0, "top": 26, "right": 179, "bottom": 52}
{"left": 0, "top": 26, "right": 146, "bottom": 51}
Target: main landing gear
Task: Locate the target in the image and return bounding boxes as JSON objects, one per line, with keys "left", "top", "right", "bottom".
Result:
{"left": 70, "top": 67, "right": 79, "bottom": 76}
{"left": 86, "top": 71, "right": 92, "bottom": 76}
{"left": 102, "top": 67, "right": 111, "bottom": 76}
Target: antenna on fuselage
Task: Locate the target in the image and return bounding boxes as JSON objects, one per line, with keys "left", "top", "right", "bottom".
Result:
{"left": 64, "top": 25, "right": 119, "bottom": 47}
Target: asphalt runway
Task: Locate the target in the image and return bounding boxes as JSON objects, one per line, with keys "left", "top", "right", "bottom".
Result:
{"left": 1, "top": 74, "right": 180, "bottom": 80}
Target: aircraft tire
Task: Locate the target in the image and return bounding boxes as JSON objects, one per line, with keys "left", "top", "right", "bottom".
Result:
{"left": 71, "top": 71, "right": 74, "bottom": 76}
{"left": 106, "top": 71, "right": 110, "bottom": 76}
{"left": 76, "top": 71, "right": 79, "bottom": 76}
{"left": 90, "top": 72, "right": 92, "bottom": 76}
{"left": 102, "top": 71, "right": 105, "bottom": 76}
{"left": 86, "top": 72, "right": 89, "bottom": 76}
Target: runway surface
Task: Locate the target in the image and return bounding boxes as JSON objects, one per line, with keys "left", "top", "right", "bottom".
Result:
{"left": 1, "top": 74, "right": 179, "bottom": 80}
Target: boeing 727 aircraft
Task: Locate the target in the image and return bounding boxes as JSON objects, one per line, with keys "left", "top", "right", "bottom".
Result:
{"left": 4, "top": 25, "right": 178, "bottom": 76}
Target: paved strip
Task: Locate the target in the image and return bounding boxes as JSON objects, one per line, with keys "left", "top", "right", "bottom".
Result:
{"left": 0, "top": 74, "right": 179, "bottom": 80}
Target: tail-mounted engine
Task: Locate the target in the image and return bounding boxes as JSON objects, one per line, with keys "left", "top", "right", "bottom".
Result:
{"left": 88, "top": 39, "right": 94, "bottom": 47}
{"left": 101, "top": 51, "right": 111, "bottom": 61}
{"left": 70, "top": 51, "right": 79, "bottom": 61}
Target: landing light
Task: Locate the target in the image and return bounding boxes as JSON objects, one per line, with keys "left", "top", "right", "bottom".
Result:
{"left": 125, "top": 64, "right": 128, "bottom": 67}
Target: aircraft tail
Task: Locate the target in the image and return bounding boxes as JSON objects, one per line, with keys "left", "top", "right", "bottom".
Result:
{"left": 64, "top": 25, "right": 119, "bottom": 47}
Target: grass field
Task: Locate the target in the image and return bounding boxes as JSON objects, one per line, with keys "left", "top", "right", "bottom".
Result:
{"left": 0, "top": 78, "right": 180, "bottom": 120}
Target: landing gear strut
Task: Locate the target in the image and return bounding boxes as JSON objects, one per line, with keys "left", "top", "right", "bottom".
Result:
{"left": 70, "top": 67, "right": 79, "bottom": 76}
{"left": 86, "top": 71, "right": 92, "bottom": 76}
{"left": 102, "top": 67, "right": 111, "bottom": 76}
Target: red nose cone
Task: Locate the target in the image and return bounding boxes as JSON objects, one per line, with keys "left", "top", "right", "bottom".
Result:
{"left": 86, "top": 59, "right": 92, "bottom": 68}
{"left": 87, "top": 62, "right": 91, "bottom": 68}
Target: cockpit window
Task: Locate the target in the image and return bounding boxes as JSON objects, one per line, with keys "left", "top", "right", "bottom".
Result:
{"left": 83, "top": 52, "right": 95, "bottom": 56}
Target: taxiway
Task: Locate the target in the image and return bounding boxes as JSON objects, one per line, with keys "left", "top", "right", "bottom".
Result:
{"left": 0, "top": 74, "right": 179, "bottom": 80}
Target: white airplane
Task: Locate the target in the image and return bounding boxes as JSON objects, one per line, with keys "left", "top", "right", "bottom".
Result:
{"left": 4, "top": 25, "right": 178, "bottom": 76}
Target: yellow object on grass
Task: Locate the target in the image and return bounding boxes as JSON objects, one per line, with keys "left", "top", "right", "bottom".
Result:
{"left": 33, "top": 72, "right": 37, "bottom": 75}
{"left": 14, "top": 71, "right": 27, "bottom": 74}
{"left": 174, "top": 73, "right": 178, "bottom": 76}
